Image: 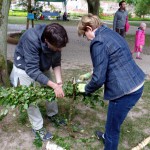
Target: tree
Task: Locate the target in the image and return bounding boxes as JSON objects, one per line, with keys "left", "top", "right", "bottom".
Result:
{"left": 17, "top": 0, "right": 33, "bottom": 29}
{"left": 0, "top": 0, "right": 11, "bottom": 86}
{"left": 135, "top": 0, "right": 150, "bottom": 18}
{"left": 86, "top": 0, "right": 100, "bottom": 16}
{"left": 123, "top": 0, "right": 137, "bottom": 5}
{"left": 26, "top": 0, "right": 33, "bottom": 29}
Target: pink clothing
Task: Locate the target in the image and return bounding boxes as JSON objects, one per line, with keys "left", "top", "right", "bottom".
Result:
{"left": 134, "top": 29, "right": 145, "bottom": 52}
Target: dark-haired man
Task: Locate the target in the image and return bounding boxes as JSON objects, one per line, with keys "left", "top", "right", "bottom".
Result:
{"left": 10, "top": 23, "right": 68, "bottom": 141}
{"left": 113, "top": 0, "right": 128, "bottom": 37}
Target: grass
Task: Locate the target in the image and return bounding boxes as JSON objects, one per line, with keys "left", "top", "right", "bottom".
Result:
{"left": 126, "top": 34, "right": 150, "bottom": 55}
{"left": 129, "top": 17, "right": 150, "bottom": 21}
{"left": 47, "top": 79, "right": 150, "bottom": 150}
{"left": 126, "top": 34, "right": 150, "bottom": 46}
{"left": 53, "top": 79, "right": 150, "bottom": 150}
{"left": 8, "top": 16, "right": 150, "bottom": 29}
{"left": 8, "top": 16, "right": 27, "bottom": 24}
{"left": 119, "top": 100, "right": 150, "bottom": 149}
{"left": 0, "top": 67, "right": 150, "bottom": 149}
{"left": 8, "top": 16, "right": 79, "bottom": 26}
{"left": 9, "top": 10, "right": 27, "bottom": 17}
{"left": 129, "top": 21, "right": 150, "bottom": 28}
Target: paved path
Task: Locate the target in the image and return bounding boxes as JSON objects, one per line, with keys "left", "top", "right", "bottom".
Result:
{"left": 7, "top": 24, "right": 150, "bottom": 77}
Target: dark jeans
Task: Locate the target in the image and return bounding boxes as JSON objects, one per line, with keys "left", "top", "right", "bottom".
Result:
{"left": 104, "top": 86, "right": 144, "bottom": 150}
{"left": 116, "top": 28, "right": 126, "bottom": 38}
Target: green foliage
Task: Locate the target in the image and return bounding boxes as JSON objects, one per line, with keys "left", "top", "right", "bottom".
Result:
{"left": 99, "top": 7, "right": 103, "bottom": 17}
{"left": 0, "top": 81, "right": 104, "bottom": 120}
{"left": 135, "top": 0, "right": 150, "bottom": 18}
{"left": 142, "top": 81, "right": 150, "bottom": 99}
{"left": 125, "top": 0, "right": 138, "bottom": 5}
{"left": 0, "top": 80, "right": 104, "bottom": 149}
{"left": 82, "top": 90, "right": 105, "bottom": 108}
{"left": 53, "top": 135, "right": 71, "bottom": 150}
{"left": 0, "top": 84, "right": 54, "bottom": 117}
{"left": 17, "top": 111, "right": 28, "bottom": 125}
{"left": 33, "top": 133, "right": 43, "bottom": 149}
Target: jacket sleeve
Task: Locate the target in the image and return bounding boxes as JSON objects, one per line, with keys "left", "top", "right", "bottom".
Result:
{"left": 85, "top": 41, "right": 108, "bottom": 94}
{"left": 113, "top": 13, "right": 117, "bottom": 31}
{"left": 23, "top": 38, "right": 49, "bottom": 85}
{"left": 135, "top": 30, "right": 142, "bottom": 47}
{"left": 52, "top": 51, "right": 61, "bottom": 69}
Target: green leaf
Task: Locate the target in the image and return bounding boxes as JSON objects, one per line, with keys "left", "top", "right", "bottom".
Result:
{"left": 24, "top": 103, "right": 28, "bottom": 110}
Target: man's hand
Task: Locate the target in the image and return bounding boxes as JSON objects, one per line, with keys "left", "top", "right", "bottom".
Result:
{"left": 54, "top": 84, "right": 65, "bottom": 98}
{"left": 77, "top": 83, "right": 86, "bottom": 93}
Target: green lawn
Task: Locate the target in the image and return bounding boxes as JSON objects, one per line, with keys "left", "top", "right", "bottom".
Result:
{"left": 126, "top": 34, "right": 150, "bottom": 55}
{"left": 8, "top": 16, "right": 150, "bottom": 28}
{"left": 8, "top": 16, "right": 79, "bottom": 26}
{"left": 1, "top": 68, "right": 149, "bottom": 150}
{"left": 129, "top": 21, "right": 150, "bottom": 28}
{"left": 9, "top": 10, "right": 27, "bottom": 17}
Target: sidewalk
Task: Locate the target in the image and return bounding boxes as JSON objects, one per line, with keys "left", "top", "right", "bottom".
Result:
{"left": 7, "top": 24, "right": 150, "bottom": 77}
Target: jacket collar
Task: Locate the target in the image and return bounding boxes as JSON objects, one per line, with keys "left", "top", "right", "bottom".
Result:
{"left": 90, "top": 25, "right": 107, "bottom": 46}
{"left": 95, "top": 25, "right": 107, "bottom": 37}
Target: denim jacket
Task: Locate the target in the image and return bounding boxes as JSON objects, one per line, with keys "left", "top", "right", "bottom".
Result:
{"left": 85, "top": 25, "right": 145, "bottom": 100}
{"left": 14, "top": 24, "right": 61, "bottom": 85}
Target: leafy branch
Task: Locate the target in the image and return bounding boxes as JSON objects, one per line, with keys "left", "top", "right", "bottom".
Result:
{"left": 0, "top": 81, "right": 104, "bottom": 120}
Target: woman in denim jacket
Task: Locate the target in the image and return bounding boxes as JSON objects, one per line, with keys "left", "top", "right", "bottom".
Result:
{"left": 77, "top": 14, "right": 145, "bottom": 150}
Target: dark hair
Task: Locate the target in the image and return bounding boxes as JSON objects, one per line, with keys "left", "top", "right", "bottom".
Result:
{"left": 119, "top": 0, "right": 126, "bottom": 7}
{"left": 42, "top": 23, "right": 68, "bottom": 48}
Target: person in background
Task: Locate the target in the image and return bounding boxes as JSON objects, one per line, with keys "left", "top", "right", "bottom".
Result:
{"left": 10, "top": 23, "right": 68, "bottom": 141}
{"left": 63, "top": 12, "right": 69, "bottom": 21}
{"left": 77, "top": 13, "right": 145, "bottom": 150}
{"left": 113, "top": 0, "right": 128, "bottom": 37}
{"left": 132, "top": 22, "right": 146, "bottom": 60}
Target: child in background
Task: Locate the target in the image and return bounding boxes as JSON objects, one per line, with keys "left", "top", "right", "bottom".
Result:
{"left": 133, "top": 22, "right": 146, "bottom": 60}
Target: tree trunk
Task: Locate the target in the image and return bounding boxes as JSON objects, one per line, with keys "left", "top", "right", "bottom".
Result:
{"left": 27, "top": 0, "right": 32, "bottom": 12}
{"left": 0, "top": 0, "right": 11, "bottom": 86}
{"left": 86, "top": 0, "right": 100, "bottom": 16}
{"left": 26, "top": 0, "right": 33, "bottom": 29}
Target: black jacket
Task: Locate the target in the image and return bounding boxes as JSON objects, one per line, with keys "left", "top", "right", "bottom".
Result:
{"left": 14, "top": 24, "right": 61, "bottom": 85}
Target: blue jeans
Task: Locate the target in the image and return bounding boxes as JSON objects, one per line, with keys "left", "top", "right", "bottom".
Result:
{"left": 104, "top": 86, "right": 144, "bottom": 150}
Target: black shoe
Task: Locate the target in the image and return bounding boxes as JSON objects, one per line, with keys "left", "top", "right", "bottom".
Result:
{"left": 95, "top": 131, "right": 105, "bottom": 144}
{"left": 32, "top": 127, "right": 53, "bottom": 141}
{"left": 48, "top": 115, "right": 67, "bottom": 127}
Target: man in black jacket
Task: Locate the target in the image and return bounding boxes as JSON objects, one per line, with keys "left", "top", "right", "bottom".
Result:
{"left": 10, "top": 23, "right": 68, "bottom": 141}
